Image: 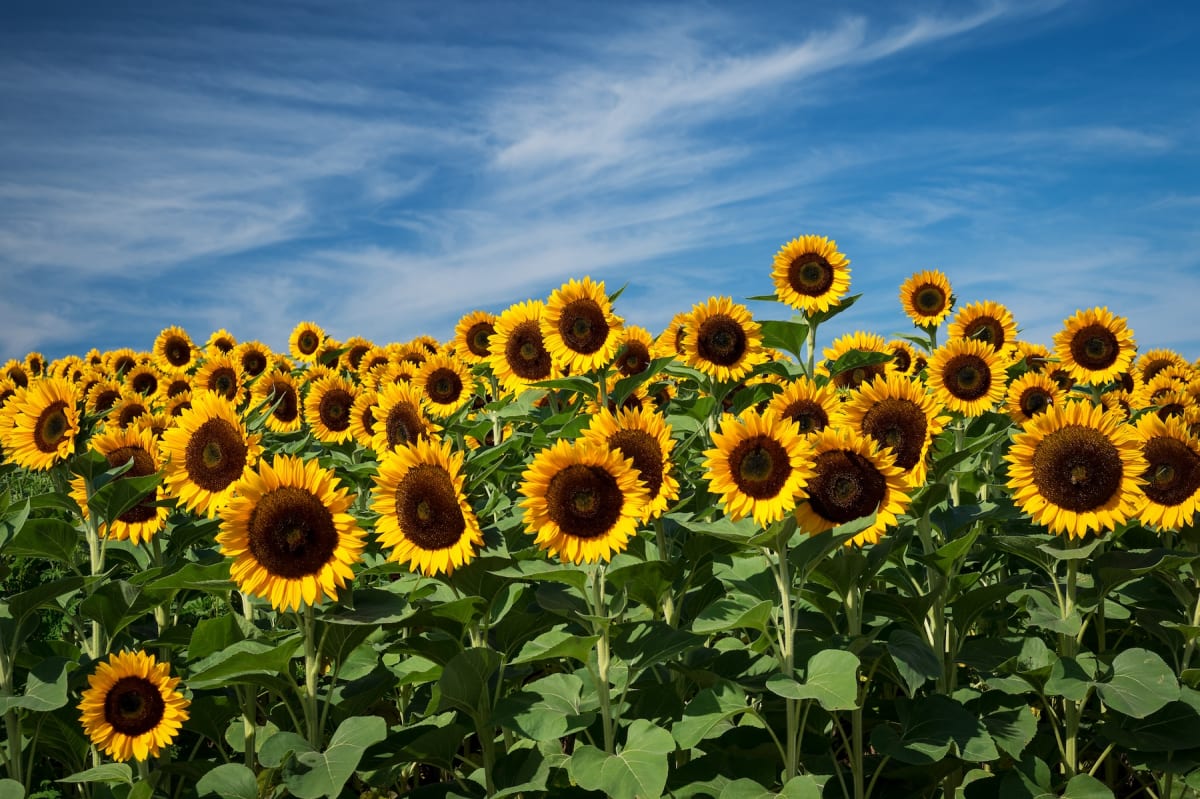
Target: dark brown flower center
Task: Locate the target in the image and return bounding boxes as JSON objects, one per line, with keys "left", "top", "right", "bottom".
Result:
{"left": 208, "top": 368, "right": 239, "bottom": 401}
{"left": 318, "top": 388, "right": 353, "bottom": 431}
{"left": 833, "top": 362, "right": 886, "bottom": 391}
{"left": 184, "top": 418, "right": 248, "bottom": 492}
{"left": 914, "top": 285, "right": 947, "bottom": 315}
{"left": 117, "top": 401, "right": 147, "bottom": 429}
{"left": 426, "top": 368, "right": 463, "bottom": 405}
{"left": 1019, "top": 387, "right": 1053, "bottom": 419}
{"left": 608, "top": 428, "right": 665, "bottom": 500}
{"left": 164, "top": 337, "right": 192, "bottom": 368}
{"left": 788, "top": 253, "right": 834, "bottom": 296}
{"left": 781, "top": 399, "right": 829, "bottom": 434}
{"left": 506, "top": 321, "right": 553, "bottom": 381}
{"left": 93, "top": 389, "right": 121, "bottom": 413}
{"left": 1030, "top": 424, "right": 1124, "bottom": 512}
{"left": 247, "top": 486, "right": 338, "bottom": 578}
{"left": 130, "top": 372, "right": 158, "bottom": 396}
{"left": 807, "top": 450, "right": 887, "bottom": 524}
{"left": 393, "top": 463, "right": 466, "bottom": 550}
{"left": 1142, "top": 436, "right": 1200, "bottom": 508}
{"left": 962, "top": 317, "right": 1005, "bottom": 349}
{"left": 212, "top": 337, "right": 235, "bottom": 353}
{"left": 104, "top": 677, "right": 165, "bottom": 736}
{"left": 345, "top": 345, "right": 371, "bottom": 372}
{"left": 268, "top": 380, "right": 299, "bottom": 423}
{"left": 384, "top": 402, "right": 426, "bottom": 449}
{"left": 106, "top": 445, "right": 159, "bottom": 523}
{"left": 559, "top": 299, "right": 609, "bottom": 355}
{"left": 696, "top": 316, "right": 747, "bottom": 367}
{"left": 545, "top": 463, "right": 625, "bottom": 540}
{"left": 241, "top": 350, "right": 268, "bottom": 377}
{"left": 890, "top": 348, "right": 912, "bottom": 374}
{"left": 616, "top": 341, "right": 652, "bottom": 377}
{"left": 34, "top": 401, "right": 71, "bottom": 452}
{"left": 466, "top": 322, "right": 495, "bottom": 358}
{"left": 729, "top": 435, "right": 792, "bottom": 499}
{"left": 298, "top": 331, "right": 320, "bottom": 355}
{"left": 166, "top": 379, "right": 190, "bottom": 398}
{"left": 860, "top": 398, "right": 927, "bottom": 471}
{"left": 1070, "top": 324, "right": 1119, "bottom": 371}
{"left": 943, "top": 354, "right": 991, "bottom": 400}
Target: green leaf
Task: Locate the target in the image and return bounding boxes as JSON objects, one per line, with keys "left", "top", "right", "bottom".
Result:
{"left": 759, "top": 319, "right": 810, "bottom": 362}
{"left": 494, "top": 673, "right": 596, "bottom": 742}
{"left": 977, "top": 695, "right": 1038, "bottom": 759}
{"left": 196, "top": 763, "right": 258, "bottom": 799}
{"left": 88, "top": 471, "right": 162, "bottom": 526}
{"left": 58, "top": 763, "right": 133, "bottom": 785}
{"left": 259, "top": 731, "right": 312, "bottom": 769}
{"left": 3, "top": 517, "right": 79, "bottom": 565}
{"left": 672, "top": 681, "right": 747, "bottom": 749}
{"left": 324, "top": 586, "right": 415, "bottom": 626}
{"left": 280, "top": 716, "right": 388, "bottom": 799}
{"left": 719, "top": 776, "right": 822, "bottom": 798}
{"left": 79, "top": 580, "right": 161, "bottom": 640}
{"left": 0, "top": 657, "right": 72, "bottom": 713}
{"left": 693, "top": 597, "right": 774, "bottom": 635}
{"left": 870, "top": 695, "right": 999, "bottom": 765}
{"left": 510, "top": 628, "right": 600, "bottom": 666}
{"left": 490, "top": 559, "right": 589, "bottom": 593}
{"left": 1045, "top": 656, "right": 1095, "bottom": 702}
{"left": 1101, "top": 687, "right": 1200, "bottom": 751}
{"left": 886, "top": 629, "right": 943, "bottom": 697}
{"left": 145, "top": 560, "right": 235, "bottom": 594}
{"left": 0, "top": 779, "right": 24, "bottom": 799}
{"left": 188, "top": 638, "right": 302, "bottom": 690}
{"left": 437, "top": 647, "right": 502, "bottom": 720}
{"left": 826, "top": 349, "right": 891, "bottom": 380}
{"left": 765, "top": 649, "right": 859, "bottom": 711}
{"left": 568, "top": 718, "right": 675, "bottom": 799}
{"left": 188, "top": 614, "right": 247, "bottom": 662}
{"left": 809, "top": 293, "right": 861, "bottom": 326}
{"left": 1061, "top": 774, "right": 1115, "bottom": 799}
{"left": 613, "top": 621, "right": 705, "bottom": 670}
{"left": 1094, "top": 648, "right": 1179, "bottom": 719}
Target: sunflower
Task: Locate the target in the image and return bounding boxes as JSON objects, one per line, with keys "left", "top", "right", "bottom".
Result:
{"left": 770, "top": 235, "right": 851, "bottom": 315}
{"left": 133, "top": 411, "right": 170, "bottom": 441}
{"left": 233, "top": 341, "right": 273, "bottom": 379}
{"left": 163, "top": 391, "right": 193, "bottom": 419}
{"left": 1005, "top": 371, "right": 1064, "bottom": 425}
{"left": 842, "top": 375, "right": 949, "bottom": 487}
{"left": 364, "top": 361, "right": 416, "bottom": 391}
{"left": 794, "top": 426, "right": 912, "bottom": 547}
{"left": 1, "top": 377, "right": 79, "bottom": 471}
{"left": 86, "top": 378, "right": 124, "bottom": 417}
{"left": 1135, "top": 349, "right": 1189, "bottom": 385}
{"left": 69, "top": 426, "right": 168, "bottom": 544}
{"left": 2, "top": 359, "right": 29, "bottom": 388}
{"left": 767, "top": 376, "right": 845, "bottom": 436}
{"left": 24, "top": 351, "right": 46, "bottom": 378}
{"left": 541, "top": 276, "right": 623, "bottom": 373}
{"left": 1053, "top": 307, "right": 1136, "bottom": 386}
{"left": 520, "top": 439, "right": 648, "bottom": 564}
{"left": 653, "top": 311, "right": 692, "bottom": 360}
{"left": 217, "top": 455, "right": 365, "bottom": 611}
{"left": 947, "top": 301, "right": 1017, "bottom": 353}
{"left": 205, "top": 329, "right": 238, "bottom": 355}
{"left": 78, "top": 650, "right": 189, "bottom": 763}
{"left": 819, "top": 331, "right": 890, "bottom": 391}
{"left": 1006, "top": 401, "right": 1145, "bottom": 539}
{"left": 249, "top": 371, "right": 302, "bottom": 433}
{"left": 927, "top": 338, "right": 1008, "bottom": 417}
{"left": 449, "top": 310, "right": 496, "bottom": 365}
{"left": 110, "top": 391, "right": 151, "bottom": 430}
{"left": 340, "top": 336, "right": 375, "bottom": 373}
{"left": 411, "top": 334, "right": 441, "bottom": 355}
{"left": 395, "top": 341, "right": 429, "bottom": 368}
{"left": 105, "top": 349, "right": 141, "bottom": 378}
{"left": 414, "top": 353, "right": 477, "bottom": 418}
{"left": 703, "top": 409, "right": 813, "bottom": 526}
{"left": 582, "top": 407, "right": 678, "bottom": 522}
{"left": 898, "top": 269, "right": 954, "bottom": 328}
{"left": 612, "top": 325, "right": 656, "bottom": 378}
{"left": 1133, "top": 414, "right": 1200, "bottom": 530}
{"left": 1013, "top": 341, "right": 1053, "bottom": 373}
{"left": 303, "top": 374, "right": 358, "bottom": 444}
{"left": 682, "top": 297, "right": 765, "bottom": 382}
{"left": 886, "top": 340, "right": 919, "bottom": 376}
{"left": 51, "top": 355, "right": 86, "bottom": 383}
{"left": 160, "top": 390, "right": 263, "bottom": 518}
{"left": 371, "top": 437, "right": 483, "bottom": 576}
{"left": 490, "top": 300, "right": 557, "bottom": 395}
{"left": 348, "top": 389, "right": 379, "bottom": 449}
{"left": 288, "top": 321, "right": 327, "bottom": 365}
{"left": 1099, "top": 388, "right": 1135, "bottom": 421}
{"left": 357, "top": 345, "right": 394, "bottom": 379}
{"left": 123, "top": 363, "right": 163, "bottom": 402}
{"left": 193, "top": 354, "right": 246, "bottom": 406}
{"left": 0, "top": 377, "right": 17, "bottom": 411}
{"left": 371, "top": 381, "right": 438, "bottom": 455}
{"left": 152, "top": 327, "right": 198, "bottom": 375}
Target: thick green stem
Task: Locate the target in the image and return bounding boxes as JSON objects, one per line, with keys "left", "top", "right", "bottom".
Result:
{"left": 654, "top": 519, "right": 677, "bottom": 626}
{"left": 0, "top": 633, "right": 23, "bottom": 784}
{"left": 477, "top": 719, "right": 497, "bottom": 796}
{"left": 949, "top": 423, "right": 965, "bottom": 508}
{"left": 845, "top": 579, "right": 865, "bottom": 799}
{"left": 1061, "top": 553, "right": 1081, "bottom": 777}
{"left": 771, "top": 526, "right": 800, "bottom": 782}
{"left": 805, "top": 320, "right": 819, "bottom": 378}
{"left": 589, "top": 567, "right": 615, "bottom": 754}
{"left": 239, "top": 685, "right": 257, "bottom": 772}
{"left": 303, "top": 605, "right": 321, "bottom": 749}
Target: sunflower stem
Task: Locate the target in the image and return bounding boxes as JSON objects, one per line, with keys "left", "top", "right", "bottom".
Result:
{"left": 654, "top": 518, "right": 677, "bottom": 626}
{"left": 1060, "top": 545, "right": 1081, "bottom": 777}
{"left": 844, "top": 572, "right": 865, "bottom": 799}
{"left": 597, "top": 363, "right": 609, "bottom": 412}
{"left": 805, "top": 319, "right": 819, "bottom": 378}
{"left": 302, "top": 604, "right": 321, "bottom": 749}
{"left": 1183, "top": 543, "right": 1200, "bottom": 671}
{"left": 949, "top": 422, "right": 965, "bottom": 507}
{"left": 239, "top": 685, "right": 257, "bottom": 772}
{"left": 772, "top": 523, "right": 801, "bottom": 783}
{"left": 0, "top": 632, "right": 23, "bottom": 784}
{"left": 588, "top": 565, "right": 616, "bottom": 755}
{"left": 83, "top": 475, "right": 108, "bottom": 659}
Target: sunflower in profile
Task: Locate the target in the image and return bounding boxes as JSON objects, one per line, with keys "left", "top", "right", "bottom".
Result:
{"left": 161, "top": 390, "right": 263, "bottom": 518}
{"left": 86, "top": 378, "right": 124, "bottom": 417}
{"left": 771, "top": 235, "right": 851, "bottom": 315}
{"left": 1053, "top": 307, "right": 1136, "bottom": 386}
{"left": 582, "top": 406, "right": 678, "bottom": 522}
{"left": 153, "top": 327, "right": 198, "bottom": 375}
{"left": 1005, "top": 371, "right": 1064, "bottom": 425}
{"left": 233, "top": 341, "right": 273, "bottom": 379}
{"left": 414, "top": 353, "right": 477, "bottom": 418}
{"left": 371, "top": 381, "right": 438, "bottom": 455}
{"left": 819, "top": 331, "right": 890, "bottom": 391}
{"left": 339, "top": 336, "right": 375, "bottom": 373}
{"left": 947, "top": 301, "right": 1017, "bottom": 354}
{"left": 1, "top": 378, "right": 79, "bottom": 471}
{"left": 288, "top": 321, "right": 327, "bottom": 365}
{"left": 898, "top": 269, "right": 954, "bottom": 328}
{"left": 110, "top": 391, "right": 151, "bottom": 430}
{"left": 453, "top": 311, "right": 498, "bottom": 365}
{"left": 520, "top": 439, "right": 648, "bottom": 563}
{"left": 204, "top": 329, "right": 238, "bottom": 355}
{"left": 653, "top": 311, "right": 692, "bottom": 360}
{"left": 302, "top": 374, "right": 358, "bottom": 444}
{"left": 767, "top": 376, "right": 845, "bottom": 435}
{"left": 490, "top": 300, "right": 557, "bottom": 394}
{"left": 193, "top": 354, "right": 246, "bottom": 405}
{"left": 703, "top": 409, "right": 813, "bottom": 526}
{"left": 1133, "top": 414, "right": 1200, "bottom": 530}
{"left": 542, "top": 276, "right": 623, "bottom": 373}
{"left": 24, "top": 351, "right": 46, "bottom": 378}
{"left": 794, "top": 426, "right": 912, "bottom": 547}
{"left": 612, "top": 325, "right": 655, "bottom": 378}
{"left": 69, "top": 426, "right": 167, "bottom": 544}
{"left": 886, "top": 340, "right": 919, "bottom": 376}
{"left": 1006, "top": 401, "right": 1145, "bottom": 539}
{"left": 843, "top": 375, "right": 948, "bottom": 487}
{"left": 371, "top": 437, "right": 483, "bottom": 576}
{"left": 78, "top": 650, "right": 189, "bottom": 763}
{"left": 348, "top": 389, "right": 378, "bottom": 449}
{"left": 682, "top": 297, "right": 765, "bottom": 382}
{"left": 217, "top": 455, "right": 365, "bottom": 611}
{"left": 927, "top": 338, "right": 1008, "bottom": 416}
{"left": 249, "top": 370, "right": 302, "bottom": 433}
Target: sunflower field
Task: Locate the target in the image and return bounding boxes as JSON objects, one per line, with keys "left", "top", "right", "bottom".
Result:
{"left": 2, "top": 237, "right": 1200, "bottom": 799}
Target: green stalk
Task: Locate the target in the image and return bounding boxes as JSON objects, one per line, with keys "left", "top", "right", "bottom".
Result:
{"left": 588, "top": 566, "right": 616, "bottom": 754}
{"left": 83, "top": 475, "right": 108, "bottom": 660}
{"left": 1061, "top": 551, "right": 1081, "bottom": 777}
{"left": 949, "top": 422, "right": 965, "bottom": 508}
{"left": 302, "top": 605, "right": 321, "bottom": 749}
{"left": 0, "top": 632, "right": 22, "bottom": 784}
{"left": 804, "top": 319, "right": 819, "bottom": 378}
{"left": 845, "top": 577, "right": 865, "bottom": 799}
{"left": 654, "top": 518, "right": 677, "bottom": 625}
{"left": 770, "top": 525, "right": 801, "bottom": 781}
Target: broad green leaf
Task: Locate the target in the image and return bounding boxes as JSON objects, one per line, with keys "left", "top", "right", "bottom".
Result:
{"left": 1061, "top": 774, "right": 1115, "bottom": 799}
{"left": 870, "top": 695, "right": 999, "bottom": 765}
{"left": 1094, "top": 648, "right": 1179, "bottom": 719}
{"left": 79, "top": 580, "right": 162, "bottom": 640}
{"left": 437, "top": 647, "right": 502, "bottom": 720}
{"left": 826, "top": 349, "right": 891, "bottom": 380}
{"left": 490, "top": 559, "right": 589, "bottom": 593}
{"left": 188, "top": 614, "right": 247, "bottom": 662}
{"left": 766, "top": 649, "right": 859, "bottom": 711}
{"left": 1045, "top": 656, "right": 1095, "bottom": 702}
{"left": 259, "top": 731, "right": 312, "bottom": 769}
{"left": 0, "top": 497, "right": 31, "bottom": 551}
{"left": 568, "top": 718, "right": 675, "bottom": 799}
{"left": 88, "top": 471, "right": 162, "bottom": 526}
{"left": 978, "top": 696, "right": 1038, "bottom": 759}
{"left": 145, "top": 561, "right": 235, "bottom": 594}
{"left": 188, "top": 638, "right": 302, "bottom": 689}
{"left": 915, "top": 525, "right": 980, "bottom": 577}
{"left": 58, "top": 763, "right": 133, "bottom": 785}
{"left": 196, "top": 763, "right": 258, "bottom": 799}
{"left": 280, "top": 716, "right": 388, "bottom": 799}
{"left": 693, "top": 596, "right": 774, "bottom": 635}
{"left": 759, "top": 319, "right": 809, "bottom": 363}
{"left": 719, "top": 776, "right": 822, "bottom": 798}
{"left": 1101, "top": 687, "right": 1200, "bottom": 751}
{"left": 809, "top": 293, "right": 861, "bottom": 325}
{"left": 510, "top": 628, "right": 600, "bottom": 666}
{"left": 0, "top": 656, "right": 72, "bottom": 713}
{"left": 0, "top": 779, "right": 22, "bottom": 799}
{"left": 494, "top": 673, "right": 596, "bottom": 742}
{"left": 3, "top": 517, "right": 79, "bottom": 565}
{"left": 324, "top": 586, "right": 415, "bottom": 626}
{"left": 672, "top": 681, "right": 748, "bottom": 749}
{"left": 886, "top": 629, "right": 943, "bottom": 697}
{"left": 613, "top": 621, "right": 704, "bottom": 670}
{"left": 492, "top": 746, "right": 555, "bottom": 798}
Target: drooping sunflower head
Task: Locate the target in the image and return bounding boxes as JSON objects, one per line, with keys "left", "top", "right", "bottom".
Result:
{"left": 250, "top": 370, "right": 302, "bottom": 433}
{"left": 69, "top": 426, "right": 167, "bottom": 545}
{"left": 78, "top": 650, "right": 190, "bottom": 763}
{"left": 682, "top": 297, "right": 766, "bottom": 382}
{"left": 795, "top": 425, "right": 912, "bottom": 547}
{"left": 490, "top": 300, "right": 558, "bottom": 394}
{"left": 1005, "top": 371, "right": 1064, "bottom": 425}
{"left": 0, "top": 377, "right": 80, "bottom": 471}
{"left": 582, "top": 406, "right": 678, "bottom": 522}
{"left": 766, "top": 375, "right": 844, "bottom": 436}
{"left": 541, "top": 276, "right": 624, "bottom": 373}
{"left": 613, "top": 325, "right": 656, "bottom": 378}
{"left": 819, "top": 331, "right": 890, "bottom": 391}
{"left": 415, "top": 353, "right": 477, "bottom": 418}
{"left": 771, "top": 235, "right": 851, "bottom": 315}
{"left": 1052, "top": 306, "right": 1136, "bottom": 386}
{"left": 703, "top": 408, "right": 814, "bottom": 526}
{"left": 947, "top": 300, "right": 1017, "bottom": 353}
{"left": 370, "top": 380, "right": 438, "bottom": 455}
{"left": 371, "top": 436, "right": 484, "bottom": 576}
{"left": 927, "top": 338, "right": 1009, "bottom": 417}
{"left": 288, "top": 321, "right": 327, "bottom": 364}
{"left": 519, "top": 439, "right": 649, "bottom": 564}
{"left": 194, "top": 354, "right": 246, "bottom": 406}
{"left": 303, "top": 374, "right": 359, "bottom": 445}
{"left": 886, "top": 340, "right": 919, "bottom": 376}
{"left": 653, "top": 310, "right": 693, "bottom": 361}
{"left": 204, "top": 329, "right": 238, "bottom": 356}
{"left": 842, "top": 374, "right": 949, "bottom": 488}
{"left": 1134, "top": 414, "right": 1200, "bottom": 531}
{"left": 233, "top": 341, "right": 273, "bottom": 379}
{"left": 153, "top": 327, "right": 198, "bottom": 375}
{"left": 898, "top": 269, "right": 954, "bottom": 328}
{"left": 160, "top": 390, "right": 263, "bottom": 518}
{"left": 1006, "top": 401, "right": 1146, "bottom": 539}
{"left": 217, "top": 454, "right": 366, "bottom": 611}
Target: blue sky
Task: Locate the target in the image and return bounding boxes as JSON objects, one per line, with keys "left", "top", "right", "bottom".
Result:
{"left": 1, "top": 0, "right": 1197, "bottom": 364}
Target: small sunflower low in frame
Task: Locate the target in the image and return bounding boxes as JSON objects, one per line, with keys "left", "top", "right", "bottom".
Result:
{"left": 78, "top": 650, "right": 190, "bottom": 763}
